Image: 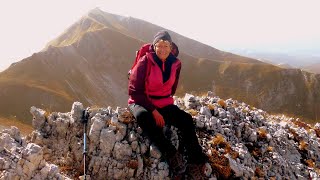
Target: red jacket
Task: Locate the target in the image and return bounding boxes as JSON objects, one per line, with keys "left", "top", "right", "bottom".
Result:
{"left": 128, "top": 51, "right": 181, "bottom": 111}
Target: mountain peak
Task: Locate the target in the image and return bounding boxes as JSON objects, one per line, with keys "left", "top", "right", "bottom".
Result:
{"left": 0, "top": 8, "right": 319, "bottom": 128}
{"left": 44, "top": 15, "right": 105, "bottom": 48}
{"left": 88, "top": 7, "right": 104, "bottom": 15}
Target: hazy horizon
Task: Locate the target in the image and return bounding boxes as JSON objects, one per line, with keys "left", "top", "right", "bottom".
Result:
{"left": 1, "top": 0, "right": 320, "bottom": 71}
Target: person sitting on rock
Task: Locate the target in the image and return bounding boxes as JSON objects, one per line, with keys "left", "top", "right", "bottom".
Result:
{"left": 128, "top": 30, "right": 208, "bottom": 179}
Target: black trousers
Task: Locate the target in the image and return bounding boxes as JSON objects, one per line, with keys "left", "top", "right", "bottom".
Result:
{"left": 128, "top": 103, "right": 207, "bottom": 164}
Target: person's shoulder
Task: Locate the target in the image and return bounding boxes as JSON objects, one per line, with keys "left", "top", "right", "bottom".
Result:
{"left": 169, "top": 54, "right": 181, "bottom": 64}
{"left": 138, "top": 53, "right": 155, "bottom": 67}
{"left": 139, "top": 54, "right": 150, "bottom": 63}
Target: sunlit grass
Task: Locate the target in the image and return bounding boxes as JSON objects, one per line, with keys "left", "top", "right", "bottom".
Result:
{"left": 0, "top": 116, "right": 33, "bottom": 136}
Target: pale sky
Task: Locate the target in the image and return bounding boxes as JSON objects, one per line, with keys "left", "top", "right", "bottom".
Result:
{"left": 1, "top": 0, "right": 320, "bottom": 71}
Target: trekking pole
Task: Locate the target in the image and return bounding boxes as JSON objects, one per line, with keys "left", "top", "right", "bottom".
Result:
{"left": 81, "top": 107, "right": 90, "bottom": 180}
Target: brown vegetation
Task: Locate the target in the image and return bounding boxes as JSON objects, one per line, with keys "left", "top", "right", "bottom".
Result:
{"left": 298, "top": 140, "right": 308, "bottom": 151}
{"left": 208, "top": 149, "right": 232, "bottom": 180}
{"left": 187, "top": 109, "right": 198, "bottom": 116}
{"left": 255, "top": 166, "right": 265, "bottom": 177}
{"left": 305, "top": 159, "right": 315, "bottom": 168}
{"left": 127, "top": 160, "right": 139, "bottom": 169}
{"left": 0, "top": 117, "right": 33, "bottom": 136}
{"left": 257, "top": 128, "right": 268, "bottom": 140}
{"left": 0, "top": 8, "right": 319, "bottom": 128}
{"left": 217, "top": 99, "right": 226, "bottom": 109}
{"left": 267, "top": 146, "right": 273, "bottom": 152}
{"left": 293, "top": 119, "right": 312, "bottom": 131}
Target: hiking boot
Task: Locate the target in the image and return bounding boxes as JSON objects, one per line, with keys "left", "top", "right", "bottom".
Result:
{"left": 185, "top": 163, "right": 208, "bottom": 180}
{"left": 168, "top": 151, "right": 186, "bottom": 175}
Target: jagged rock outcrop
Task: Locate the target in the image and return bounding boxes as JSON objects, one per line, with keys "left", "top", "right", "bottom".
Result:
{"left": 1, "top": 92, "right": 320, "bottom": 179}
{"left": 0, "top": 126, "right": 70, "bottom": 179}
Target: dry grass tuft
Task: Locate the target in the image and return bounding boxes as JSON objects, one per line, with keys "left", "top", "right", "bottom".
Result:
{"left": 208, "top": 134, "right": 246, "bottom": 179}
{"left": 299, "top": 140, "right": 308, "bottom": 151}
{"left": 209, "top": 149, "right": 232, "bottom": 180}
{"left": 251, "top": 148, "right": 262, "bottom": 158}
{"left": 212, "top": 134, "right": 226, "bottom": 146}
{"left": 255, "top": 166, "right": 265, "bottom": 177}
{"left": 43, "top": 108, "right": 52, "bottom": 120}
{"left": 217, "top": 99, "right": 227, "bottom": 109}
{"left": 267, "top": 146, "right": 273, "bottom": 152}
{"left": 187, "top": 109, "right": 198, "bottom": 116}
{"left": 60, "top": 163, "right": 81, "bottom": 179}
{"left": 257, "top": 128, "right": 268, "bottom": 140}
{"left": 211, "top": 134, "right": 232, "bottom": 153}
{"left": 127, "top": 159, "right": 139, "bottom": 169}
{"left": 208, "top": 104, "right": 215, "bottom": 110}
{"left": 109, "top": 121, "right": 121, "bottom": 131}
{"left": 143, "top": 157, "right": 152, "bottom": 167}
{"left": 88, "top": 106, "right": 101, "bottom": 113}
{"left": 305, "top": 159, "right": 315, "bottom": 168}
{"left": 288, "top": 128, "right": 301, "bottom": 141}
{"left": 293, "top": 119, "right": 311, "bottom": 131}
{"left": 121, "top": 118, "right": 134, "bottom": 124}
{"left": 119, "top": 111, "right": 134, "bottom": 124}
{"left": 242, "top": 108, "right": 248, "bottom": 113}
{"left": 314, "top": 128, "right": 320, "bottom": 138}
{"left": 210, "top": 134, "right": 235, "bottom": 157}
{"left": 59, "top": 165, "right": 74, "bottom": 172}
{"left": 249, "top": 105, "right": 256, "bottom": 110}
{"left": 229, "top": 151, "right": 239, "bottom": 159}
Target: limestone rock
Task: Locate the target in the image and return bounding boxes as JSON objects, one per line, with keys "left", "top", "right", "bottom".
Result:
{"left": 1, "top": 92, "right": 319, "bottom": 179}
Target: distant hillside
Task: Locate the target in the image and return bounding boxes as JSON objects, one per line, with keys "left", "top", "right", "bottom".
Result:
{"left": 302, "top": 63, "right": 320, "bottom": 74}
{"left": 0, "top": 8, "right": 319, "bottom": 124}
{"left": 276, "top": 63, "right": 295, "bottom": 69}
{"left": 226, "top": 48, "right": 320, "bottom": 69}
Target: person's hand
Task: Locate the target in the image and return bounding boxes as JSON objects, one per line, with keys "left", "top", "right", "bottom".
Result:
{"left": 152, "top": 109, "right": 165, "bottom": 128}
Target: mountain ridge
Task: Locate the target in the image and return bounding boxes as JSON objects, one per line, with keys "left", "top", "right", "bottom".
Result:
{"left": 0, "top": 8, "right": 319, "bottom": 125}
{"left": 226, "top": 48, "right": 320, "bottom": 73}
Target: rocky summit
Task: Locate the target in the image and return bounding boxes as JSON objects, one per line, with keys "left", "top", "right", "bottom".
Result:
{"left": 1, "top": 92, "right": 320, "bottom": 179}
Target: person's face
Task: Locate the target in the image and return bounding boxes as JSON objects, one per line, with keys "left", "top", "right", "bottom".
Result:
{"left": 155, "top": 40, "right": 171, "bottom": 61}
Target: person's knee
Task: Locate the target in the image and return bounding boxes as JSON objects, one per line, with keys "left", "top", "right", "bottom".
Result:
{"left": 136, "top": 111, "right": 152, "bottom": 123}
{"left": 184, "top": 115, "right": 194, "bottom": 127}
{"left": 177, "top": 111, "right": 194, "bottom": 129}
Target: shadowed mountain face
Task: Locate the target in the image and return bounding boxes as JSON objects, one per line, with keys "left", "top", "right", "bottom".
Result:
{"left": 0, "top": 8, "right": 319, "bottom": 124}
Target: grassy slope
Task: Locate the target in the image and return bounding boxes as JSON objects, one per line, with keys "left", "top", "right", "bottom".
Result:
{"left": 0, "top": 12, "right": 319, "bottom": 127}
{"left": 0, "top": 116, "right": 33, "bottom": 136}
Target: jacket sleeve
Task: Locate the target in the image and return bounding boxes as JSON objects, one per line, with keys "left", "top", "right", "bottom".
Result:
{"left": 171, "top": 61, "right": 181, "bottom": 95}
{"left": 128, "top": 56, "right": 156, "bottom": 112}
